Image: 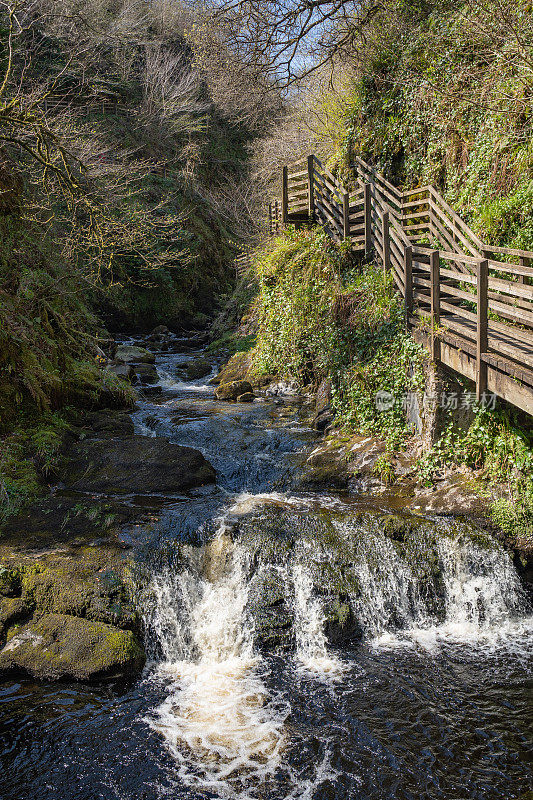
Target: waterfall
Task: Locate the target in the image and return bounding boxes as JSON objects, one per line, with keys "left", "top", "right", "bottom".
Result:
{"left": 141, "top": 496, "right": 532, "bottom": 797}
{"left": 143, "top": 517, "right": 287, "bottom": 799}
{"left": 292, "top": 563, "right": 344, "bottom": 677}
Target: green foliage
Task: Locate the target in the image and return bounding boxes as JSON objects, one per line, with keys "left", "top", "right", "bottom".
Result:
{"left": 253, "top": 227, "right": 353, "bottom": 383}
{"left": 419, "top": 405, "right": 533, "bottom": 542}
{"left": 252, "top": 227, "right": 426, "bottom": 447}
{"left": 314, "top": 1, "right": 533, "bottom": 250}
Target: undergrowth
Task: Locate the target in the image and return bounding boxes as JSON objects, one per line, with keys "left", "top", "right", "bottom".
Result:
{"left": 250, "top": 227, "right": 533, "bottom": 543}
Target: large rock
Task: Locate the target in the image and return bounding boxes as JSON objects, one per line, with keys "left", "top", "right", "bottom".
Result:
{"left": 0, "top": 597, "right": 31, "bottom": 639}
{"left": 106, "top": 363, "right": 133, "bottom": 381}
{"left": 61, "top": 435, "right": 216, "bottom": 493}
{"left": 21, "top": 562, "right": 139, "bottom": 631}
{"left": 0, "top": 614, "right": 145, "bottom": 680}
{"left": 132, "top": 363, "right": 159, "bottom": 385}
{"left": 114, "top": 345, "right": 155, "bottom": 364}
{"left": 211, "top": 351, "right": 252, "bottom": 386}
{"left": 215, "top": 380, "right": 253, "bottom": 402}
{"left": 185, "top": 357, "right": 212, "bottom": 380}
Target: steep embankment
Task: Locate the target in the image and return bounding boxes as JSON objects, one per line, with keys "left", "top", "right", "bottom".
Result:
{"left": 217, "top": 226, "right": 532, "bottom": 570}
{"left": 0, "top": 1, "right": 274, "bottom": 520}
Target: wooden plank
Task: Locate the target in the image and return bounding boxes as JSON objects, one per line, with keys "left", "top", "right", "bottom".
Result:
{"left": 282, "top": 167, "right": 289, "bottom": 225}
{"left": 484, "top": 245, "right": 533, "bottom": 259}
{"left": 402, "top": 198, "right": 430, "bottom": 211}
{"left": 477, "top": 259, "right": 489, "bottom": 400}
{"left": 382, "top": 211, "right": 391, "bottom": 276}
{"left": 307, "top": 155, "right": 315, "bottom": 221}
{"left": 364, "top": 183, "right": 372, "bottom": 256}
{"left": 343, "top": 192, "right": 350, "bottom": 240}
{"left": 405, "top": 246, "right": 413, "bottom": 327}
{"left": 315, "top": 198, "right": 344, "bottom": 237}
{"left": 487, "top": 259, "right": 533, "bottom": 278}
{"left": 429, "top": 187, "right": 484, "bottom": 251}
{"left": 428, "top": 198, "right": 481, "bottom": 258}
{"left": 430, "top": 250, "right": 441, "bottom": 362}
{"left": 402, "top": 185, "right": 432, "bottom": 199}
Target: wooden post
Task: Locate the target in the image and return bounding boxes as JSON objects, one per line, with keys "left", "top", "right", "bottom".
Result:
{"left": 382, "top": 210, "right": 390, "bottom": 277}
{"left": 364, "top": 183, "right": 372, "bottom": 257}
{"left": 268, "top": 203, "right": 273, "bottom": 235}
{"left": 519, "top": 255, "right": 530, "bottom": 286}
{"left": 307, "top": 155, "right": 315, "bottom": 222}
{"left": 430, "top": 249, "right": 441, "bottom": 363}
{"left": 282, "top": 166, "right": 289, "bottom": 226}
{"left": 405, "top": 245, "right": 413, "bottom": 330}
{"left": 343, "top": 191, "right": 350, "bottom": 240}
{"left": 476, "top": 258, "right": 489, "bottom": 402}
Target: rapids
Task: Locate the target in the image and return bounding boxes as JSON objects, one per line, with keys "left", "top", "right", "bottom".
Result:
{"left": 1, "top": 334, "right": 531, "bottom": 800}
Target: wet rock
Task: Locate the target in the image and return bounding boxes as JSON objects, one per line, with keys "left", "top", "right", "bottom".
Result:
{"left": 215, "top": 380, "right": 253, "bottom": 402}
{"left": 185, "top": 357, "right": 212, "bottom": 381}
{"left": 410, "top": 474, "right": 488, "bottom": 516}
{"left": 0, "top": 613, "right": 145, "bottom": 681}
{"left": 0, "top": 566, "right": 21, "bottom": 598}
{"left": 237, "top": 392, "right": 255, "bottom": 403}
{"left": 115, "top": 345, "right": 155, "bottom": 365}
{"left": 61, "top": 435, "right": 216, "bottom": 494}
{"left": 212, "top": 351, "right": 252, "bottom": 386}
{"left": 247, "top": 568, "right": 293, "bottom": 649}
{"left": 379, "top": 514, "right": 413, "bottom": 543}
{"left": 299, "top": 444, "right": 349, "bottom": 491}
{"left": 141, "top": 385, "right": 163, "bottom": 397}
{"left": 315, "top": 379, "right": 332, "bottom": 416}
{"left": 0, "top": 597, "right": 31, "bottom": 639}
{"left": 151, "top": 325, "right": 170, "bottom": 336}
{"left": 21, "top": 562, "right": 140, "bottom": 631}
{"left": 106, "top": 363, "right": 133, "bottom": 381}
{"left": 70, "top": 410, "right": 135, "bottom": 437}
{"left": 314, "top": 408, "right": 334, "bottom": 431}
{"left": 132, "top": 363, "right": 159, "bottom": 385}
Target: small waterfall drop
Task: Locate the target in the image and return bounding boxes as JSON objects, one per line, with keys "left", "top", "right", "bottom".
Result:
{"left": 143, "top": 508, "right": 288, "bottom": 799}
{"left": 292, "top": 564, "right": 344, "bottom": 677}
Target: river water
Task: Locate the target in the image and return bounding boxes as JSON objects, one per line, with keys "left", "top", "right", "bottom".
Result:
{"left": 1, "top": 336, "right": 532, "bottom": 800}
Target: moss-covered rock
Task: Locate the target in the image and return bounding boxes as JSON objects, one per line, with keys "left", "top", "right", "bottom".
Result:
{"left": 59, "top": 435, "right": 216, "bottom": 494}
{"left": 0, "top": 613, "right": 145, "bottom": 680}
{"left": 0, "top": 597, "right": 31, "bottom": 639}
{"left": 215, "top": 380, "right": 253, "bottom": 402}
{"left": 0, "top": 565, "right": 21, "bottom": 598}
{"left": 114, "top": 345, "right": 155, "bottom": 364}
{"left": 211, "top": 351, "right": 252, "bottom": 386}
{"left": 21, "top": 563, "right": 139, "bottom": 632}
{"left": 185, "top": 357, "right": 212, "bottom": 380}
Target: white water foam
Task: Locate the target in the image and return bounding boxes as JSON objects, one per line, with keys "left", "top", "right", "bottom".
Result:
{"left": 157, "top": 370, "right": 213, "bottom": 392}
{"left": 145, "top": 506, "right": 288, "bottom": 798}
{"left": 359, "top": 530, "right": 533, "bottom": 654}
{"left": 292, "top": 564, "right": 344, "bottom": 678}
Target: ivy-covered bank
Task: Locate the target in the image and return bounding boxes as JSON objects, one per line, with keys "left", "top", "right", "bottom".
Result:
{"left": 238, "top": 227, "right": 532, "bottom": 549}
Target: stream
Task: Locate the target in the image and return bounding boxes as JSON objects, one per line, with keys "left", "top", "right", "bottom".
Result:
{"left": 1, "top": 335, "right": 532, "bottom": 800}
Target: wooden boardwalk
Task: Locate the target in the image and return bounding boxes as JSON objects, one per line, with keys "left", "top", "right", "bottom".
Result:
{"left": 264, "top": 155, "right": 533, "bottom": 417}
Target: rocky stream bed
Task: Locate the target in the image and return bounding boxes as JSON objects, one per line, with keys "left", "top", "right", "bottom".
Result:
{"left": 0, "top": 330, "right": 532, "bottom": 800}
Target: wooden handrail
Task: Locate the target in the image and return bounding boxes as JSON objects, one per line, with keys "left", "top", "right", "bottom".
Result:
{"left": 260, "top": 153, "right": 533, "bottom": 415}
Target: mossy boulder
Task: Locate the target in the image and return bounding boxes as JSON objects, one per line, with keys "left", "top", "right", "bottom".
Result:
{"left": 132, "top": 363, "right": 159, "bottom": 385}
{"left": 0, "top": 613, "right": 145, "bottom": 680}
{"left": 237, "top": 392, "right": 255, "bottom": 403}
{"left": 215, "top": 380, "right": 253, "bottom": 402}
{"left": 211, "top": 351, "right": 252, "bottom": 385}
{"left": 0, "top": 566, "right": 21, "bottom": 598}
{"left": 60, "top": 435, "right": 216, "bottom": 494}
{"left": 21, "top": 564, "right": 139, "bottom": 631}
{"left": 114, "top": 345, "right": 155, "bottom": 364}
{"left": 185, "top": 357, "right": 212, "bottom": 380}
{"left": 0, "top": 597, "right": 31, "bottom": 639}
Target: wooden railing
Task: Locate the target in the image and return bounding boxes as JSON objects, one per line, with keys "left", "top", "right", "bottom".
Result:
{"left": 266, "top": 154, "right": 533, "bottom": 416}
